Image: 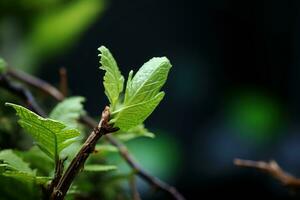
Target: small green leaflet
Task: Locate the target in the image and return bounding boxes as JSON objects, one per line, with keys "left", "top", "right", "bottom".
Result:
{"left": 112, "top": 92, "right": 165, "bottom": 131}
{"left": 50, "top": 96, "right": 85, "bottom": 128}
{"left": 6, "top": 103, "right": 80, "bottom": 161}
{"left": 99, "top": 46, "right": 124, "bottom": 110}
{"left": 84, "top": 164, "right": 117, "bottom": 172}
{"left": 124, "top": 57, "right": 171, "bottom": 105}
{"left": 18, "top": 147, "right": 54, "bottom": 176}
{"left": 112, "top": 57, "right": 172, "bottom": 131}
{"left": 116, "top": 124, "right": 155, "bottom": 141}
{"left": 99, "top": 46, "right": 172, "bottom": 131}
{"left": 0, "top": 150, "right": 33, "bottom": 175}
{"left": 0, "top": 150, "right": 50, "bottom": 184}
{"left": 95, "top": 144, "right": 118, "bottom": 153}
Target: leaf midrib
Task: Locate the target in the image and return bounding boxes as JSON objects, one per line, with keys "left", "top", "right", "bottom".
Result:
{"left": 112, "top": 92, "right": 163, "bottom": 115}
{"left": 125, "top": 61, "right": 167, "bottom": 106}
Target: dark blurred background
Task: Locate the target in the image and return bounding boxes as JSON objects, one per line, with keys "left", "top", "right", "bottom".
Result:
{"left": 2, "top": 0, "right": 300, "bottom": 199}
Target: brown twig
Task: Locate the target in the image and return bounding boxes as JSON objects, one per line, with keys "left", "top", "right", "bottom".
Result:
{"left": 7, "top": 68, "right": 64, "bottom": 101}
{"left": 1, "top": 68, "right": 185, "bottom": 200}
{"left": 130, "top": 174, "right": 142, "bottom": 200}
{"left": 234, "top": 158, "right": 300, "bottom": 187}
{"left": 0, "top": 73, "right": 46, "bottom": 117}
{"left": 51, "top": 106, "right": 118, "bottom": 200}
{"left": 59, "top": 68, "right": 68, "bottom": 97}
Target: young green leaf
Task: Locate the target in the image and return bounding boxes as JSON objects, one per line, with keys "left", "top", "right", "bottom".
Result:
{"left": 0, "top": 150, "right": 50, "bottom": 184}
{"left": 6, "top": 103, "right": 80, "bottom": 161}
{"left": 112, "top": 57, "right": 172, "bottom": 131}
{"left": 99, "top": 46, "right": 124, "bottom": 109}
{"left": 18, "top": 147, "right": 53, "bottom": 176}
{"left": 95, "top": 144, "right": 118, "bottom": 153}
{"left": 0, "top": 150, "right": 34, "bottom": 175}
{"left": 113, "top": 92, "right": 165, "bottom": 131}
{"left": 84, "top": 164, "right": 117, "bottom": 172}
{"left": 125, "top": 57, "right": 171, "bottom": 105}
{"left": 49, "top": 96, "right": 85, "bottom": 128}
{"left": 115, "top": 124, "right": 155, "bottom": 141}
{"left": 2, "top": 171, "right": 51, "bottom": 185}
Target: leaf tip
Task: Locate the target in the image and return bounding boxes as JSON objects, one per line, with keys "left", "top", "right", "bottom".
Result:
{"left": 97, "top": 45, "right": 108, "bottom": 57}
{"left": 158, "top": 91, "right": 166, "bottom": 98}
{"left": 5, "top": 102, "right": 16, "bottom": 108}
{"left": 97, "top": 45, "right": 107, "bottom": 52}
{"left": 128, "top": 70, "right": 134, "bottom": 76}
{"left": 161, "top": 56, "right": 172, "bottom": 68}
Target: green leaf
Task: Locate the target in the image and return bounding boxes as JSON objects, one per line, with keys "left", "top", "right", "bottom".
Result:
{"left": 113, "top": 92, "right": 165, "bottom": 131}
{"left": 116, "top": 124, "right": 155, "bottom": 141}
{"left": 0, "top": 150, "right": 34, "bottom": 175}
{"left": 84, "top": 164, "right": 117, "bottom": 172}
{"left": 18, "top": 147, "right": 54, "bottom": 176}
{"left": 2, "top": 171, "right": 51, "bottom": 185}
{"left": 35, "top": 176, "right": 52, "bottom": 185}
{"left": 0, "top": 150, "right": 50, "bottom": 184}
{"left": 0, "top": 171, "right": 35, "bottom": 183}
{"left": 6, "top": 103, "right": 80, "bottom": 161}
{"left": 2, "top": 171, "right": 50, "bottom": 184}
{"left": 60, "top": 142, "right": 82, "bottom": 161}
{"left": 95, "top": 144, "right": 118, "bottom": 153}
{"left": 112, "top": 57, "right": 171, "bottom": 131}
{"left": 0, "top": 58, "right": 7, "bottom": 74}
{"left": 98, "top": 46, "right": 124, "bottom": 109}
{"left": 125, "top": 57, "right": 171, "bottom": 104}
{"left": 50, "top": 96, "right": 85, "bottom": 128}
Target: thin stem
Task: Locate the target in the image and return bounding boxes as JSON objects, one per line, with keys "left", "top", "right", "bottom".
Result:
{"left": 0, "top": 73, "right": 46, "bottom": 117}
{"left": 7, "top": 68, "right": 64, "bottom": 101}
{"left": 130, "top": 174, "right": 142, "bottom": 200}
{"left": 234, "top": 158, "right": 300, "bottom": 187}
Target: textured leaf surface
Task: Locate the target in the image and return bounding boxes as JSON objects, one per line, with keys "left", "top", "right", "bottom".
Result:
{"left": 6, "top": 103, "right": 80, "bottom": 160}
{"left": 0, "top": 150, "right": 50, "bottom": 184}
{"left": 113, "top": 92, "right": 165, "bottom": 131}
{"left": 99, "top": 46, "right": 124, "bottom": 109}
{"left": 2, "top": 171, "right": 50, "bottom": 184}
{"left": 18, "top": 147, "right": 53, "bottom": 176}
{"left": 125, "top": 57, "right": 171, "bottom": 104}
{"left": 112, "top": 57, "right": 171, "bottom": 131}
{"left": 84, "top": 164, "right": 117, "bottom": 172}
{"left": 50, "top": 96, "right": 85, "bottom": 128}
{"left": 0, "top": 150, "right": 33, "bottom": 175}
